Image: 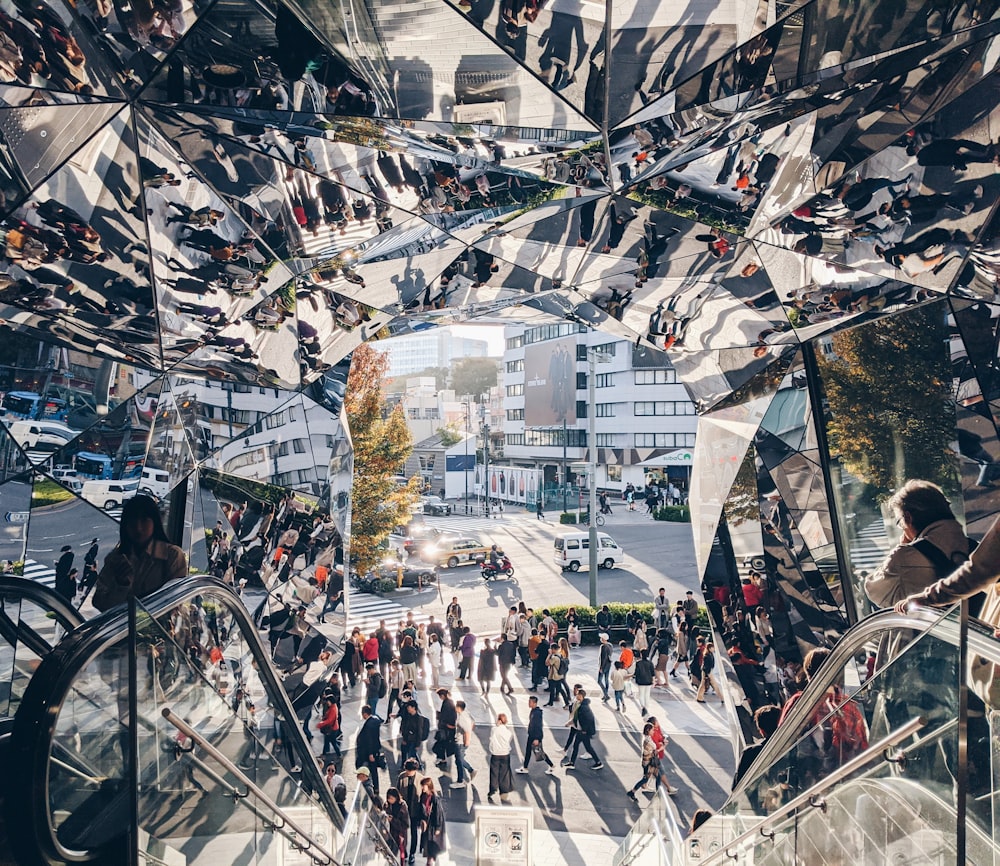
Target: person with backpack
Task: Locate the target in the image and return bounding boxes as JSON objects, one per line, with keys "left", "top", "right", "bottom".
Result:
{"left": 318, "top": 694, "right": 341, "bottom": 757}
{"left": 544, "top": 648, "right": 571, "bottom": 708}
{"left": 396, "top": 758, "right": 422, "bottom": 865}
{"left": 865, "top": 479, "right": 973, "bottom": 608}
{"left": 366, "top": 662, "right": 387, "bottom": 717}
{"left": 400, "top": 700, "right": 430, "bottom": 770}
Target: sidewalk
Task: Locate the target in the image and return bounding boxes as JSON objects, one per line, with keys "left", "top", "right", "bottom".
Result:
{"left": 331, "top": 642, "right": 735, "bottom": 862}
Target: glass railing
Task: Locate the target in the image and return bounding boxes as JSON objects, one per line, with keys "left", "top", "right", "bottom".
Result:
{"left": 3, "top": 577, "right": 363, "bottom": 866}
{"left": 0, "top": 576, "right": 83, "bottom": 720}
{"left": 339, "top": 782, "right": 402, "bottom": 866}
{"left": 682, "top": 604, "right": 1000, "bottom": 865}
{"left": 611, "top": 787, "right": 685, "bottom": 866}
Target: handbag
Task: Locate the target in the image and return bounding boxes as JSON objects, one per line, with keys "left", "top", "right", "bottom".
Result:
{"left": 531, "top": 743, "right": 548, "bottom": 761}
{"left": 375, "top": 751, "right": 388, "bottom": 770}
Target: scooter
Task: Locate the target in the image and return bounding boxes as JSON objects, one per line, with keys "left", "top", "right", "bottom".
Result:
{"left": 479, "top": 554, "right": 515, "bottom": 580}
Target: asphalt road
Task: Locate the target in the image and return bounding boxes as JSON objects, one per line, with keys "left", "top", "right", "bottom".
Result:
{"left": 2, "top": 485, "right": 121, "bottom": 572}
{"left": 402, "top": 506, "right": 700, "bottom": 638}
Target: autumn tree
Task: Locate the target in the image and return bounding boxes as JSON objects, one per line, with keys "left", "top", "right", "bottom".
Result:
{"left": 450, "top": 357, "right": 499, "bottom": 400}
{"left": 818, "top": 304, "right": 958, "bottom": 500}
{"left": 346, "top": 344, "right": 422, "bottom": 572}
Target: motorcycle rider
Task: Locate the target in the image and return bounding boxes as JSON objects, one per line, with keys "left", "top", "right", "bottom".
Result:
{"left": 489, "top": 545, "right": 501, "bottom": 570}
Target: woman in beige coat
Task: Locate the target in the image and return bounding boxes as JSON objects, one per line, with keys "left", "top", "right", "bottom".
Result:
{"left": 92, "top": 495, "right": 187, "bottom": 611}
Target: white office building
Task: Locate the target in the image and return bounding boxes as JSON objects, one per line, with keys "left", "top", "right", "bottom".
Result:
{"left": 380, "top": 330, "right": 490, "bottom": 378}
{"left": 501, "top": 323, "right": 697, "bottom": 498}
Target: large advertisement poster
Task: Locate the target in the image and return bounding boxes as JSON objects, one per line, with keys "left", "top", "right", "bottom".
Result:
{"left": 524, "top": 336, "right": 577, "bottom": 426}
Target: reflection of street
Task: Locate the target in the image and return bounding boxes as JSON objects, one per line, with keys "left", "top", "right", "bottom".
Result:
{"left": 21, "top": 497, "right": 120, "bottom": 595}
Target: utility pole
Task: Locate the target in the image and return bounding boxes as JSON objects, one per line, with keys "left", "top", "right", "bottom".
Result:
{"left": 482, "top": 422, "right": 490, "bottom": 519}
{"left": 587, "top": 349, "right": 611, "bottom": 608}
{"left": 562, "top": 419, "right": 568, "bottom": 514}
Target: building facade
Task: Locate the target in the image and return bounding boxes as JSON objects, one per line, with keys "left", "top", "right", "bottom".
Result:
{"left": 501, "top": 323, "right": 696, "bottom": 496}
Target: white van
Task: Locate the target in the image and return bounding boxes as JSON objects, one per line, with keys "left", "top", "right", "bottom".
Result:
{"left": 140, "top": 467, "right": 171, "bottom": 499}
{"left": 554, "top": 532, "right": 625, "bottom": 572}
{"left": 8, "top": 420, "right": 75, "bottom": 451}
{"left": 81, "top": 478, "right": 140, "bottom": 510}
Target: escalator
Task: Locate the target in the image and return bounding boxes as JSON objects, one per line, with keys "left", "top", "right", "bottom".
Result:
{"left": 623, "top": 604, "right": 1000, "bottom": 864}
{"left": 2, "top": 577, "right": 394, "bottom": 866}
{"left": 0, "top": 578, "right": 85, "bottom": 863}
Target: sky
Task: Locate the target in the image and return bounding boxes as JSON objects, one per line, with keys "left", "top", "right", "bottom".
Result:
{"left": 450, "top": 324, "right": 506, "bottom": 356}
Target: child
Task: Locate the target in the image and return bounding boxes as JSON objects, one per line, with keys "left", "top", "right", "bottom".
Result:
{"left": 610, "top": 660, "right": 631, "bottom": 713}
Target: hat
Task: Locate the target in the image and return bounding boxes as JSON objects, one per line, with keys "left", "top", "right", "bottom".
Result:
{"left": 686, "top": 590, "right": 694, "bottom": 595}
{"left": 436, "top": 688, "right": 450, "bottom": 697}
{"left": 598, "top": 632, "right": 609, "bottom": 642}
{"left": 61, "top": 545, "right": 72, "bottom": 552}
{"left": 356, "top": 766, "right": 371, "bottom": 777}
{"left": 90, "top": 538, "right": 98, "bottom": 544}
{"left": 404, "top": 758, "right": 420, "bottom": 770}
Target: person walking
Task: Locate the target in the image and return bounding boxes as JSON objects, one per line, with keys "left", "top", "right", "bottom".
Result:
{"left": 545, "top": 647, "right": 571, "bottom": 708}
{"left": 450, "top": 700, "right": 476, "bottom": 788}
{"left": 433, "top": 689, "right": 457, "bottom": 771}
{"left": 54, "top": 544, "right": 76, "bottom": 603}
{"left": 318, "top": 693, "right": 341, "bottom": 757}
{"left": 356, "top": 704, "right": 384, "bottom": 795}
{"left": 626, "top": 722, "right": 678, "bottom": 800}
{"left": 477, "top": 637, "right": 497, "bottom": 695}
{"left": 365, "top": 662, "right": 386, "bottom": 717}
{"left": 634, "top": 650, "right": 655, "bottom": 716}
{"left": 399, "top": 700, "right": 428, "bottom": 770}
{"left": 597, "top": 632, "right": 613, "bottom": 701}
{"left": 651, "top": 629, "right": 673, "bottom": 686}
{"left": 487, "top": 713, "right": 515, "bottom": 802}
{"left": 516, "top": 695, "right": 556, "bottom": 775}
{"left": 418, "top": 778, "right": 447, "bottom": 866}
{"left": 670, "top": 621, "right": 690, "bottom": 679}
{"left": 497, "top": 635, "right": 517, "bottom": 695}
{"left": 458, "top": 627, "right": 476, "bottom": 680}
{"left": 563, "top": 690, "right": 603, "bottom": 770}
{"left": 396, "top": 758, "right": 422, "bottom": 865}
{"left": 426, "top": 633, "right": 444, "bottom": 688}
{"left": 529, "top": 632, "right": 548, "bottom": 691}
{"left": 382, "top": 787, "right": 411, "bottom": 865}
{"left": 445, "top": 598, "right": 462, "bottom": 650}
{"left": 611, "top": 661, "right": 630, "bottom": 712}
{"left": 536, "top": 498, "right": 544, "bottom": 520}
{"left": 696, "top": 642, "right": 724, "bottom": 703}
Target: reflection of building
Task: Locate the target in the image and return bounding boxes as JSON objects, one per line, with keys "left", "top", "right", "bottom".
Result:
{"left": 502, "top": 324, "right": 696, "bottom": 494}
{"left": 380, "top": 331, "right": 490, "bottom": 378}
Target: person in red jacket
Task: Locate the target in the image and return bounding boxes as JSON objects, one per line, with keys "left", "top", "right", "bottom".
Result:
{"left": 318, "top": 694, "right": 341, "bottom": 756}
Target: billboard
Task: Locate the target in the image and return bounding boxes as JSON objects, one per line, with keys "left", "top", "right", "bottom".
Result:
{"left": 524, "top": 336, "right": 577, "bottom": 426}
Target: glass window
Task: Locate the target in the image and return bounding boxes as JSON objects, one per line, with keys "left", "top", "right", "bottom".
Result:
{"left": 595, "top": 373, "right": 613, "bottom": 388}
{"left": 596, "top": 403, "right": 615, "bottom": 417}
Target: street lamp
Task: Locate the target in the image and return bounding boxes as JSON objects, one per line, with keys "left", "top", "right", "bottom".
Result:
{"left": 588, "top": 348, "right": 612, "bottom": 608}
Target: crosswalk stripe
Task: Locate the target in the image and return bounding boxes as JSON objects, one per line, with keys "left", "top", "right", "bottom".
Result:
{"left": 21, "top": 558, "right": 55, "bottom": 587}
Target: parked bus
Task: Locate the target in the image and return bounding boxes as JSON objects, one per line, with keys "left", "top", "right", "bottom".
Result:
{"left": 2, "top": 391, "right": 68, "bottom": 421}
{"left": 74, "top": 451, "right": 113, "bottom": 480}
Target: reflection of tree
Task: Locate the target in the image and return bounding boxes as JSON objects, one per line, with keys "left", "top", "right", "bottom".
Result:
{"left": 346, "top": 344, "right": 422, "bottom": 572}
{"left": 723, "top": 448, "right": 761, "bottom": 527}
{"left": 450, "top": 357, "right": 498, "bottom": 400}
{"left": 818, "top": 305, "right": 958, "bottom": 499}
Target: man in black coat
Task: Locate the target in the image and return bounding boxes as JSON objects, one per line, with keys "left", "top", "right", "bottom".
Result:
{"left": 54, "top": 544, "right": 75, "bottom": 602}
{"left": 530, "top": 635, "right": 549, "bottom": 691}
{"left": 516, "top": 696, "right": 555, "bottom": 773}
{"left": 355, "top": 704, "right": 384, "bottom": 794}
{"left": 565, "top": 691, "right": 603, "bottom": 770}
{"left": 434, "top": 688, "right": 457, "bottom": 768}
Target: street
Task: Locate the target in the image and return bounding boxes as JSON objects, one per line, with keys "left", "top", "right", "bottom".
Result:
{"left": 386, "top": 504, "right": 700, "bottom": 639}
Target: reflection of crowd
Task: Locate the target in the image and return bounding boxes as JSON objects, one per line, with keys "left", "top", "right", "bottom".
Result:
{"left": 0, "top": 4, "right": 92, "bottom": 94}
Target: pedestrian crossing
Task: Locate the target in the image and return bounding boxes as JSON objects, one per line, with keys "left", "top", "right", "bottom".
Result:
{"left": 20, "top": 558, "right": 55, "bottom": 588}
{"left": 847, "top": 519, "right": 892, "bottom": 574}
{"left": 347, "top": 588, "right": 422, "bottom": 636}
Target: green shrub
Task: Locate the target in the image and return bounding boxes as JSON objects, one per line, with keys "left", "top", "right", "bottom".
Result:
{"left": 559, "top": 512, "right": 578, "bottom": 524}
{"left": 378, "top": 578, "right": 398, "bottom": 594}
{"left": 533, "top": 603, "right": 710, "bottom": 645}
{"left": 653, "top": 505, "right": 691, "bottom": 522}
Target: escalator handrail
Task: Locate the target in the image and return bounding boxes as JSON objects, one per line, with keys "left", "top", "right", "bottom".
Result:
{"left": 698, "top": 715, "right": 927, "bottom": 866}
{"left": 731, "top": 604, "right": 991, "bottom": 800}
{"left": 162, "top": 708, "right": 336, "bottom": 866}
{"left": 5, "top": 576, "right": 340, "bottom": 866}
{"left": 0, "top": 576, "right": 84, "bottom": 632}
